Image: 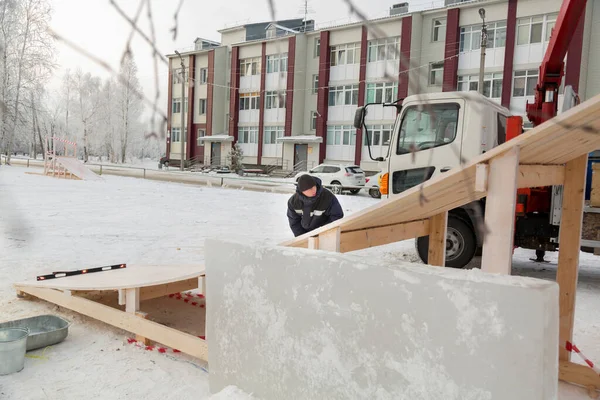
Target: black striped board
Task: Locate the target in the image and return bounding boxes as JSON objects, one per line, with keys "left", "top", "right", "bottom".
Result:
{"left": 36, "top": 264, "right": 126, "bottom": 281}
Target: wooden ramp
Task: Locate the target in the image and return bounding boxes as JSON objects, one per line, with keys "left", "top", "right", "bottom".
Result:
{"left": 56, "top": 157, "right": 103, "bottom": 181}
{"left": 279, "top": 92, "right": 600, "bottom": 391}
{"left": 15, "top": 264, "right": 207, "bottom": 361}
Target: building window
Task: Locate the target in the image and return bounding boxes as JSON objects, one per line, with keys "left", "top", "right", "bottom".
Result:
{"left": 265, "top": 91, "right": 286, "bottom": 109}
{"left": 432, "top": 18, "right": 447, "bottom": 42}
{"left": 513, "top": 70, "right": 539, "bottom": 97}
{"left": 429, "top": 62, "right": 444, "bottom": 86}
{"left": 311, "top": 111, "right": 318, "bottom": 130}
{"left": 312, "top": 74, "right": 319, "bottom": 94}
{"left": 366, "top": 82, "right": 398, "bottom": 103}
{"left": 171, "top": 127, "right": 181, "bottom": 142}
{"left": 197, "top": 129, "right": 205, "bottom": 146}
{"left": 364, "top": 124, "right": 392, "bottom": 147}
{"left": 545, "top": 13, "right": 558, "bottom": 41}
{"left": 239, "top": 92, "right": 261, "bottom": 110}
{"left": 460, "top": 21, "right": 506, "bottom": 52}
{"left": 199, "top": 99, "right": 207, "bottom": 115}
{"left": 457, "top": 73, "right": 503, "bottom": 98}
{"left": 199, "top": 68, "right": 208, "bottom": 84}
{"left": 367, "top": 37, "right": 400, "bottom": 62}
{"left": 330, "top": 43, "right": 360, "bottom": 66}
{"left": 328, "top": 85, "right": 359, "bottom": 106}
{"left": 314, "top": 38, "right": 320, "bottom": 58}
{"left": 263, "top": 126, "right": 284, "bottom": 144}
{"left": 238, "top": 126, "right": 259, "bottom": 144}
{"left": 326, "top": 125, "right": 356, "bottom": 146}
{"left": 239, "top": 57, "right": 261, "bottom": 76}
{"left": 172, "top": 98, "right": 181, "bottom": 114}
{"left": 266, "top": 53, "right": 288, "bottom": 73}
{"left": 517, "top": 16, "right": 545, "bottom": 45}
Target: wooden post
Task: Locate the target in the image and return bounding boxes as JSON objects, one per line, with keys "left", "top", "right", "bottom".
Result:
{"left": 557, "top": 154, "right": 588, "bottom": 362}
{"left": 308, "top": 237, "right": 319, "bottom": 249}
{"left": 318, "top": 228, "right": 341, "bottom": 252}
{"left": 428, "top": 212, "right": 448, "bottom": 267}
{"left": 135, "top": 311, "right": 150, "bottom": 345}
{"left": 125, "top": 288, "right": 140, "bottom": 313}
{"left": 481, "top": 147, "right": 520, "bottom": 275}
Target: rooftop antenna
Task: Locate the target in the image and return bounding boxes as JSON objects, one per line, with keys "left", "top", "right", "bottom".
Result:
{"left": 297, "top": 0, "right": 315, "bottom": 31}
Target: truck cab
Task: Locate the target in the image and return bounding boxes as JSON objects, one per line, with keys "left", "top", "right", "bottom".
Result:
{"left": 381, "top": 91, "right": 512, "bottom": 196}
{"left": 360, "top": 91, "right": 519, "bottom": 268}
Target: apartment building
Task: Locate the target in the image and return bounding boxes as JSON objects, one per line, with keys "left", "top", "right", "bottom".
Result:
{"left": 166, "top": 0, "right": 600, "bottom": 173}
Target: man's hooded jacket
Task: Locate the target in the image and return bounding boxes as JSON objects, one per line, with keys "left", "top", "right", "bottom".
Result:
{"left": 287, "top": 177, "right": 344, "bottom": 237}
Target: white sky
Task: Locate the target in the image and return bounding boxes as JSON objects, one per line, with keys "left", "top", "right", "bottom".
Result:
{"left": 48, "top": 0, "right": 444, "bottom": 117}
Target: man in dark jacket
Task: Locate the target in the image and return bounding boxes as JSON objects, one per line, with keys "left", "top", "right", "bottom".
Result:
{"left": 287, "top": 174, "right": 344, "bottom": 237}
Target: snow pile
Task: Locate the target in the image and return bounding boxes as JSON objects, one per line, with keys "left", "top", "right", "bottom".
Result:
{"left": 208, "top": 386, "right": 257, "bottom": 399}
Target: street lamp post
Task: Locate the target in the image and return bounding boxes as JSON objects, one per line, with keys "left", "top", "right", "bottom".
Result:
{"left": 478, "top": 8, "right": 487, "bottom": 95}
{"left": 175, "top": 50, "right": 186, "bottom": 171}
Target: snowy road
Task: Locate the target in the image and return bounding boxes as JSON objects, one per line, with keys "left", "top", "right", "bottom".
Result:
{"left": 0, "top": 165, "right": 598, "bottom": 399}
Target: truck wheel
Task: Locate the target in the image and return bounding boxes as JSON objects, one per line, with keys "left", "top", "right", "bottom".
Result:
{"left": 416, "top": 216, "right": 477, "bottom": 269}
{"left": 369, "top": 188, "right": 381, "bottom": 199}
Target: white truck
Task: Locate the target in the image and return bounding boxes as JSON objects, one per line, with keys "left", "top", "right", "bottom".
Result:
{"left": 355, "top": 90, "right": 600, "bottom": 268}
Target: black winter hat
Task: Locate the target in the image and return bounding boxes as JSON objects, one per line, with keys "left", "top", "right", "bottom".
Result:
{"left": 297, "top": 174, "right": 317, "bottom": 192}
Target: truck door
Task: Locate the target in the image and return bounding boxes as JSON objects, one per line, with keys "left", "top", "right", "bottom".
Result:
{"left": 388, "top": 99, "right": 465, "bottom": 196}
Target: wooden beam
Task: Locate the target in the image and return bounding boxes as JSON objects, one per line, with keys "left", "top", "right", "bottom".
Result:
{"left": 135, "top": 311, "right": 150, "bottom": 345}
{"left": 559, "top": 361, "right": 600, "bottom": 391}
{"left": 308, "top": 237, "right": 319, "bottom": 250}
{"left": 475, "top": 164, "right": 488, "bottom": 193}
{"left": 517, "top": 165, "right": 565, "bottom": 188}
{"left": 16, "top": 285, "right": 208, "bottom": 361}
{"left": 139, "top": 278, "right": 198, "bottom": 301}
{"left": 557, "top": 154, "right": 588, "bottom": 361}
{"left": 339, "top": 220, "right": 430, "bottom": 253}
{"left": 428, "top": 212, "right": 448, "bottom": 267}
{"left": 318, "top": 228, "right": 341, "bottom": 252}
{"left": 481, "top": 147, "right": 520, "bottom": 275}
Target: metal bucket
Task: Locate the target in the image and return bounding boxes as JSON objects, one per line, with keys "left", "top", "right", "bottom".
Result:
{"left": 0, "top": 327, "right": 29, "bottom": 375}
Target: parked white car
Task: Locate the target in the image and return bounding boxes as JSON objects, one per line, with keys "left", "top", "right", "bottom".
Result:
{"left": 365, "top": 172, "right": 382, "bottom": 199}
{"left": 294, "top": 164, "right": 366, "bottom": 195}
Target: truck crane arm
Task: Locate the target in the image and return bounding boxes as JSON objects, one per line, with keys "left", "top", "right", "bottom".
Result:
{"left": 525, "top": 0, "right": 587, "bottom": 126}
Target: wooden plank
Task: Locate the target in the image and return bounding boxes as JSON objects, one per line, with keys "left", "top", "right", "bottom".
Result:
{"left": 481, "top": 147, "right": 520, "bottom": 275}
{"left": 278, "top": 93, "right": 600, "bottom": 250}
{"left": 475, "top": 164, "right": 488, "bottom": 193}
{"left": 16, "top": 285, "right": 208, "bottom": 361}
{"left": 559, "top": 361, "right": 600, "bottom": 390}
{"left": 318, "top": 228, "right": 341, "bottom": 252}
{"left": 557, "top": 154, "right": 588, "bottom": 362}
{"left": 428, "top": 212, "right": 448, "bottom": 267}
{"left": 139, "top": 278, "right": 198, "bottom": 301}
{"left": 592, "top": 162, "right": 600, "bottom": 207}
{"left": 517, "top": 165, "right": 565, "bottom": 188}
{"left": 15, "top": 265, "right": 205, "bottom": 291}
{"left": 135, "top": 311, "right": 150, "bottom": 345}
{"left": 308, "top": 237, "right": 319, "bottom": 250}
{"left": 339, "top": 220, "right": 430, "bottom": 253}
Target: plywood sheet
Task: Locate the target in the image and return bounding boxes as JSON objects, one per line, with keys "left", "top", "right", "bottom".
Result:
{"left": 15, "top": 264, "right": 205, "bottom": 291}
{"left": 280, "top": 93, "right": 600, "bottom": 249}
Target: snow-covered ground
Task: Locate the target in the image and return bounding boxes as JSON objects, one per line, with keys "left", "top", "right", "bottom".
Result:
{"left": 0, "top": 165, "right": 598, "bottom": 399}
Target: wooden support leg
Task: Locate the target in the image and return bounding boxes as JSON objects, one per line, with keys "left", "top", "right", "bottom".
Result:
{"left": 125, "top": 288, "right": 140, "bottom": 313}
{"left": 308, "top": 237, "right": 319, "bottom": 249}
{"left": 557, "top": 154, "right": 588, "bottom": 362}
{"left": 428, "top": 212, "right": 448, "bottom": 267}
{"left": 481, "top": 147, "right": 520, "bottom": 275}
{"left": 135, "top": 312, "right": 150, "bottom": 345}
{"left": 318, "top": 228, "right": 341, "bottom": 252}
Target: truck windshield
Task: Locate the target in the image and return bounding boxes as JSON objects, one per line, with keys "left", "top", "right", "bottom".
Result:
{"left": 396, "top": 103, "right": 460, "bottom": 154}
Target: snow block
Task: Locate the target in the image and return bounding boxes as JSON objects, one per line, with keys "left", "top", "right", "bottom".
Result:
{"left": 205, "top": 239, "right": 559, "bottom": 400}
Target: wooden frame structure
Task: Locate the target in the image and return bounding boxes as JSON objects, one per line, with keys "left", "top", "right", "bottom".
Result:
{"left": 44, "top": 136, "right": 77, "bottom": 179}
{"left": 280, "top": 93, "right": 600, "bottom": 391}
{"left": 15, "top": 266, "right": 208, "bottom": 361}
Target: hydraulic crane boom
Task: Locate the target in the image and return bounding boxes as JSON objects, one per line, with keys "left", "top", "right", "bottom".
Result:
{"left": 525, "top": 0, "right": 587, "bottom": 126}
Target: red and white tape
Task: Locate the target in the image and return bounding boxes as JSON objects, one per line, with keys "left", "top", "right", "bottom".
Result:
{"left": 168, "top": 292, "right": 206, "bottom": 308}
{"left": 566, "top": 341, "right": 600, "bottom": 374}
